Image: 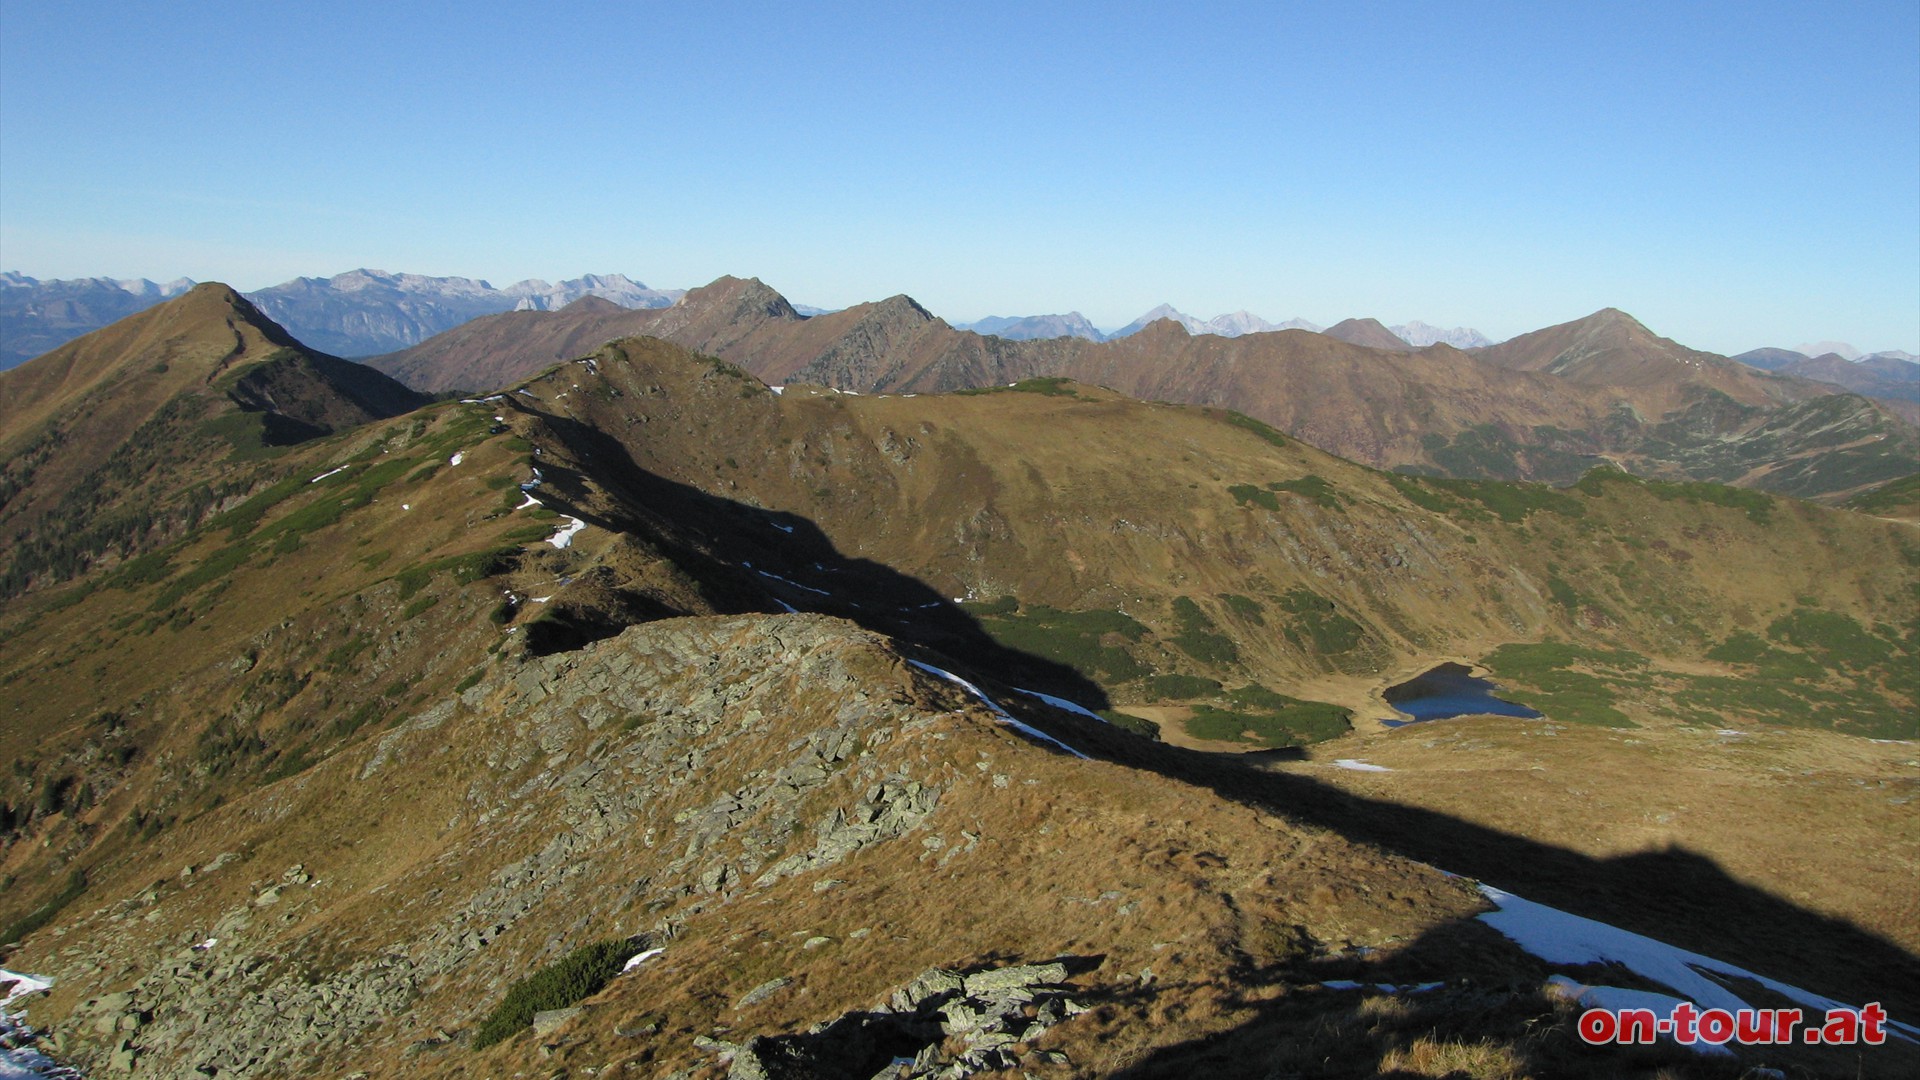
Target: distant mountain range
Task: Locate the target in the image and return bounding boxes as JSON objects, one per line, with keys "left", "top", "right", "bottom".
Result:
{"left": 955, "top": 305, "right": 1494, "bottom": 349}
{"left": 1734, "top": 346, "right": 1920, "bottom": 405}
{"left": 366, "top": 274, "right": 1920, "bottom": 503}
{"left": 0, "top": 270, "right": 681, "bottom": 367}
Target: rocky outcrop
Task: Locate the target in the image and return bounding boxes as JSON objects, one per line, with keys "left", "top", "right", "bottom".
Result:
{"left": 719, "top": 960, "right": 1088, "bottom": 1080}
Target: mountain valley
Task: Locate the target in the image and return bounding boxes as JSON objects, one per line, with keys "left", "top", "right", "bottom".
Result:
{"left": 0, "top": 288, "right": 1916, "bottom": 1079}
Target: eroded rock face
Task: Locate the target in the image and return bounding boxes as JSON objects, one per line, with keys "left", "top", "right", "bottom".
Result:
{"left": 723, "top": 960, "right": 1087, "bottom": 1080}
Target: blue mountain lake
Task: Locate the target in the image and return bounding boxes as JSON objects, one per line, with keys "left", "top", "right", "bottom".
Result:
{"left": 1383, "top": 662, "right": 1544, "bottom": 725}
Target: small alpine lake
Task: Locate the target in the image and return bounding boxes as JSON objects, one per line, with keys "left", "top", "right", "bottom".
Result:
{"left": 1382, "top": 662, "right": 1543, "bottom": 726}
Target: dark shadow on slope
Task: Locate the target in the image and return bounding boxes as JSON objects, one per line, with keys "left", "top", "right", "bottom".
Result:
{"left": 1059, "top": 726, "right": 1920, "bottom": 1032}
{"left": 512, "top": 411, "right": 1112, "bottom": 708}
{"left": 1102, "top": 910, "right": 1920, "bottom": 1080}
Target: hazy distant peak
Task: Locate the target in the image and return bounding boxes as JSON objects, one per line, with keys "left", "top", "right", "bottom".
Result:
{"left": 1109, "top": 304, "right": 1315, "bottom": 340}
{"left": 1392, "top": 320, "right": 1494, "bottom": 349}
{"left": 960, "top": 312, "right": 1104, "bottom": 342}
{"left": 1797, "top": 340, "right": 1862, "bottom": 362}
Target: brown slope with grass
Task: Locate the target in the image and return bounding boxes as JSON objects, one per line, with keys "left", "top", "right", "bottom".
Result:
{"left": 2, "top": 333, "right": 1916, "bottom": 1077}
{"left": 1472, "top": 306, "right": 1805, "bottom": 411}
{"left": 0, "top": 284, "right": 427, "bottom": 596}
{"left": 0, "top": 385, "right": 1711, "bottom": 1080}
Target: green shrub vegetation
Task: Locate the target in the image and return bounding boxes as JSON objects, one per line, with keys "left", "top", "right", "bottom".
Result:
{"left": 1227, "top": 483, "right": 1280, "bottom": 511}
{"left": 1218, "top": 593, "right": 1264, "bottom": 623}
{"left": 959, "top": 595, "right": 1019, "bottom": 617}
{"left": 1267, "top": 475, "right": 1343, "bottom": 509}
{"left": 1098, "top": 710, "right": 1161, "bottom": 739}
{"left": 1168, "top": 596, "right": 1240, "bottom": 665}
{"left": 976, "top": 605, "right": 1150, "bottom": 685}
{"left": 1387, "top": 473, "right": 1456, "bottom": 513}
{"left": 1766, "top": 608, "right": 1892, "bottom": 670}
{"left": 1217, "top": 410, "right": 1290, "bottom": 449}
{"left": 472, "top": 938, "right": 638, "bottom": 1049}
{"left": 1427, "top": 476, "right": 1584, "bottom": 523}
{"left": 1480, "top": 643, "right": 1641, "bottom": 727}
{"left": 1847, "top": 472, "right": 1920, "bottom": 515}
{"left": 1184, "top": 684, "right": 1349, "bottom": 747}
{"left": 0, "top": 868, "right": 87, "bottom": 945}
{"left": 1147, "top": 673, "right": 1222, "bottom": 700}
{"left": 1278, "top": 589, "right": 1366, "bottom": 654}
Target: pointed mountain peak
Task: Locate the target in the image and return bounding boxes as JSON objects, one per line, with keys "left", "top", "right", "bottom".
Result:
{"left": 680, "top": 275, "right": 800, "bottom": 320}
{"left": 562, "top": 295, "right": 624, "bottom": 314}
{"left": 870, "top": 294, "right": 936, "bottom": 322}
{"left": 1323, "top": 317, "right": 1413, "bottom": 352}
{"left": 1578, "top": 307, "right": 1656, "bottom": 336}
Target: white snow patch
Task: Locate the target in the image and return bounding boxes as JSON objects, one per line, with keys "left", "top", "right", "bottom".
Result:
{"left": 547, "top": 517, "right": 587, "bottom": 549}
{"left": 1321, "top": 980, "right": 1442, "bottom": 994}
{"left": 769, "top": 386, "right": 784, "bottom": 395}
{"left": 907, "top": 660, "right": 1089, "bottom": 759}
{"left": 1013, "top": 688, "right": 1108, "bottom": 724}
{"left": 1543, "top": 976, "right": 1735, "bottom": 1056}
{"left": 1333, "top": 759, "right": 1392, "bottom": 772}
{"left": 517, "top": 493, "right": 542, "bottom": 510}
{"left": 770, "top": 522, "right": 795, "bottom": 534}
{"left": 449, "top": 452, "right": 464, "bottom": 466}
{"left": 308, "top": 466, "right": 348, "bottom": 484}
{"left": 193, "top": 938, "right": 218, "bottom": 951}
{"left": 755, "top": 569, "right": 831, "bottom": 596}
{"left": 0, "top": 971, "right": 52, "bottom": 1004}
{"left": 773, "top": 598, "right": 800, "bottom": 613}
{"left": 1478, "top": 884, "right": 1916, "bottom": 1040}
{"left": 401, "top": 504, "right": 411, "bottom": 511}
{"left": 620, "top": 947, "right": 663, "bottom": 973}
{"left": 530, "top": 596, "right": 552, "bottom": 603}
{"left": 517, "top": 388, "right": 536, "bottom": 397}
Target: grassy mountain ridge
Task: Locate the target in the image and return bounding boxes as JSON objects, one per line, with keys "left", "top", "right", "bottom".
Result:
{"left": 0, "top": 285, "right": 428, "bottom": 597}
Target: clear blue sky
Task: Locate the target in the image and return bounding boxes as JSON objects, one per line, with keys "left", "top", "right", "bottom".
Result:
{"left": 3, "top": 1, "right": 1916, "bottom": 352}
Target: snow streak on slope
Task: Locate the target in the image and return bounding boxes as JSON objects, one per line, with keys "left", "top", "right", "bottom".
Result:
{"left": 1477, "top": 885, "right": 1919, "bottom": 1042}
{"left": 907, "top": 661, "right": 1089, "bottom": 758}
